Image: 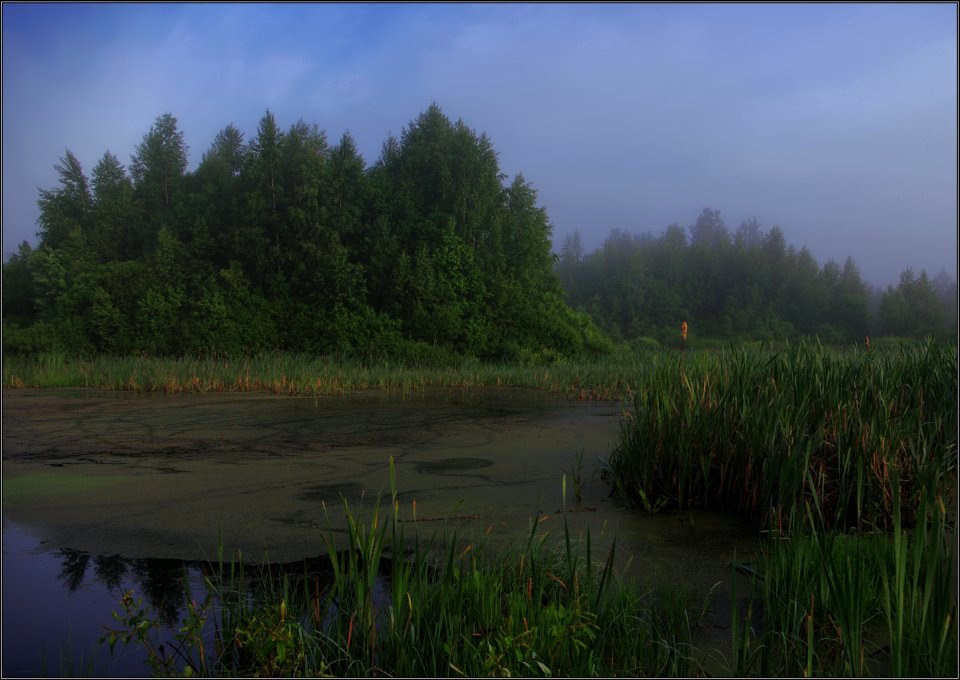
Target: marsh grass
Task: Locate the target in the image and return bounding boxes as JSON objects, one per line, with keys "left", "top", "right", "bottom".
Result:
{"left": 722, "top": 480, "right": 957, "bottom": 678}
{"left": 3, "top": 349, "right": 664, "bottom": 399}
{"left": 608, "top": 337, "right": 957, "bottom": 532}
{"left": 105, "top": 458, "right": 705, "bottom": 677}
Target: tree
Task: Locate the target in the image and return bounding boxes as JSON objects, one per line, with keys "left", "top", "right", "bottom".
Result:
{"left": 734, "top": 217, "right": 764, "bottom": 250}
{"left": 2, "top": 241, "right": 37, "bottom": 322}
{"left": 129, "top": 113, "right": 189, "bottom": 244}
{"left": 193, "top": 124, "right": 247, "bottom": 269}
{"left": 201, "top": 123, "right": 246, "bottom": 176}
{"left": 244, "top": 110, "right": 285, "bottom": 285}
{"left": 327, "top": 132, "right": 367, "bottom": 249}
{"left": 279, "top": 118, "right": 330, "bottom": 291}
{"left": 557, "top": 230, "right": 584, "bottom": 289}
{"left": 834, "top": 256, "right": 869, "bottom": 339}
{"left": 9, "top": 105, "right": 609, "bottom": 359}
{"left": 37, "top": 150, "right": 92, "bottom": 250}
{"left": 90, "top": 151, "right": 137, "bottom": 261}
{"left": 689, "top": 208, "right": 730, "bottom": 249}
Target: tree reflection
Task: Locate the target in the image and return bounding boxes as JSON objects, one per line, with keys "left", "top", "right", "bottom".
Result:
{"left": 56, "top": 549, "right": 91, "bottom": 591}
{"left": 129, "top": 558, "right": 188, "bottom": 625}
{"left": 52, "top": 547, "right": 352, "bottom": 628}
{"left": 93, "top": 554, "right": 128, "bottom": 592}
{"left": 55, "top": 549, "right": 194, "bottom": 624}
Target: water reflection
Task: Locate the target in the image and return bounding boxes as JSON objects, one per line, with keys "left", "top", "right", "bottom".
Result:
{"left": 93, "top": 553, "right": 128, "bottom": 591}
{"left": 53, "top": 548, "right": 192, "bottom": 625}
{"left": 4, "top": 520, "right": 397, "bottom": 678}
{"left": 3, "top": 521, "right": 214, "bottom": 677}
{"left": 55, "top": 549, "right": 92, "bottom": 592}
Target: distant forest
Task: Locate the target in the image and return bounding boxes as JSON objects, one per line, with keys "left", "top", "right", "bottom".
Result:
{"left": 557, "top": 212, "right": 957, "bottom": 347}
{"left": 2, "top": 105, "right": 956, "bottom": 360}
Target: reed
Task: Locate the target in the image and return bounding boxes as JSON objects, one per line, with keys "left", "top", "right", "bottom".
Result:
{"left": 2, "top": 348, "right": 668, "bottom": 399}
{"left": 608, "top": 337, "right": 957, "bottom": 532}
{"left": 105, "top": 460, "right": 702, "bottom": 677}
{"left": 721, "top": 480, "right": 957, "bottom": 678}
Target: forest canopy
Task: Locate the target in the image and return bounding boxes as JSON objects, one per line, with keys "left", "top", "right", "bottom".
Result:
{"left": 556, "top": 211, "right": 957, "bottom": 347}
{"left": 2, "top": 106, "right": 607, "bottom": 361}
{"left": 3, "top": 105, "right": 955, "bottom": 360}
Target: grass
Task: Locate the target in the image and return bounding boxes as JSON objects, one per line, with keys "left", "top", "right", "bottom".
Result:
{"left": 104, "top": 458, "right": 707, "bottom": 677}
{"left": 722, "top": 479, "right": 957, "bottom": 678}
{"left": 2, "top": 351, "right": 649, "bottom": 398}
{"left": 606, "top": 337, "right": 957, "bottom": 533}
{"left": 105, "top": 460, "right": 958, "bottom": 678}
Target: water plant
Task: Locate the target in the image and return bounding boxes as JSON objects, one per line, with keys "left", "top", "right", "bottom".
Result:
{"left": 103, "top": 458, "right": 704, "bottom": 677}
{"left": 607, "top": 337, "right": 957, "bottom": 533}
{"left": 562, "top": 448, "right": 586, "bottom": 506}
{"left": 718, "top": 474, "right": 957, "bottom": 678}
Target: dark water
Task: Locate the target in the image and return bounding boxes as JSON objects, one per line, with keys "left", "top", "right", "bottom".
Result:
{"left": 2, "top": 517, "right": 385, "bottom": 678}
{"left": 1, "top": 518, "right": 211, "bottom": 677}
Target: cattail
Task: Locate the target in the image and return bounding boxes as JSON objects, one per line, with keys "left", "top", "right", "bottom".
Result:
{"left": 864, "top": 336, "right": 870, "bottom": 350}
{"left": 681, "top": 321, "right": 688, "bottom": 342}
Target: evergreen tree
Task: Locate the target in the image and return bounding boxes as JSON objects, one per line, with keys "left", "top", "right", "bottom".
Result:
{"left": 37, "top": 150, "right": 93, "bottom": 251}
{"left": 129, "top": 113, "right": 189, "bottom": 249}
{"left": 90, "top": 151, "right": 137, "bottom": 261}
{"left": 244, "top": 110, "right": 285, "bottom": 287}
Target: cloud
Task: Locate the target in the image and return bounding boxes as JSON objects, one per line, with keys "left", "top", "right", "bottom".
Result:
{"left": 2, "top": 3, "right": 955, "bottom": 287}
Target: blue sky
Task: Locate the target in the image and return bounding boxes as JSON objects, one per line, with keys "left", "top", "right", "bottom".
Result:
{"left": 2, "top": 2, "right": 956, "bottom": 287}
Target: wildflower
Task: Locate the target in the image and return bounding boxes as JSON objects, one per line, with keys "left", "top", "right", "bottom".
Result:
{"left": 681, "top": 321, "right": 688, "bottom": 342}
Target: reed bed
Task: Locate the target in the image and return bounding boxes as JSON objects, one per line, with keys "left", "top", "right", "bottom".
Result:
{"left": 724, "top": 481, "right": 957, "bottom": 678}
{"left": 105, "top": 460, "right": 957, "bottom": 678}
{"left": 2, "top": 350, "right": 657, "bottom": 399}
{"left": 608, "top": 338, "right": 957, "bottom": 532}
{"left": 104, "top": 459, "right": 703, "bottom": 677}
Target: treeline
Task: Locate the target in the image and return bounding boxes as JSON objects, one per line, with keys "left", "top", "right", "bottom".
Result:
{"left": 556, "top": 209, "right": 957, "bottom": 346}
{"left": 2, "top": 105, "right": 607, "bottom": 361}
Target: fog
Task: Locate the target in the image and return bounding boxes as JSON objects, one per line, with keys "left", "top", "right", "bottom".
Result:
{"left": 3, "top": 3, "right": 956, "bottom": 288}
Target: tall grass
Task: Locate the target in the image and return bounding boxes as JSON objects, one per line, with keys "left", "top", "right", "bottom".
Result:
{"left": 105, "top": 459, "right": 704, "bottom": 677}
{"left": 3, "top": 349, "right": 674, "bottom": 399}
{"left": 723, "top": 478, "right": 957, "bottom": 678}
{"left": 608, "top": 338, "right": 957, "bottom": 532}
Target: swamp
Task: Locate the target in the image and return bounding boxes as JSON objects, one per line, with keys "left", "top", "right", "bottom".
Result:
{"left": 2, "top": 383, "right": 754, "bottom": 676}
{"left": 1, "top": 341, "right": 957, "bottom": 677}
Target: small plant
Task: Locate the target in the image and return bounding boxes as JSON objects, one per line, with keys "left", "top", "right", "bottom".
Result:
{"left": 563, "top": 448, "right": 586, "bottom": 506}
{"left": 101, "top": 588, "right": 213, "bottom": 677}
{"left": 637, "top": 488, "right": 668, "bottom": 514}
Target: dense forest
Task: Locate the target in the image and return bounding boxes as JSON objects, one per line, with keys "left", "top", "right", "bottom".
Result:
{"left": 556, "top": 212, "right": 957, "bottom": 347}
{"left": 2, "top": 105, "right": 606, "bottom": 361}
{"left": 2, "top": 105, "right": 956, "bottom": 360}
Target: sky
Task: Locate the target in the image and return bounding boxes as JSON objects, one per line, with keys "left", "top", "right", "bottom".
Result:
{"left": 2, "top": 2, "right": 957, "bottom": 288}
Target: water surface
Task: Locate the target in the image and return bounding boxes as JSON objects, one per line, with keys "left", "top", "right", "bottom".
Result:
{"left": 2, "top": 387, "right": 758, "bottom": 675}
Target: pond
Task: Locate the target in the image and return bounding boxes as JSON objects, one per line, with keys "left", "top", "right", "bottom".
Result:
{"left": 2, "top": 387, "right": 757, "bottom": 676}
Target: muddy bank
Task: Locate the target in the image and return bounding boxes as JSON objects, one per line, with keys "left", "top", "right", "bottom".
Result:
{"left": 2, "top": 388, "right": 757, "bottom": 597}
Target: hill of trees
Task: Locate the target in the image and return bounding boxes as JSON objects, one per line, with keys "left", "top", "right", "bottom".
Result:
{"left": 3, "top": 105, "right": 954, "bottom": 361}
{"left": 2, "top": 105, "right": 607, "bottom": 361}
{"left": 556, "top": 209, "right": 957, "bottom": 347}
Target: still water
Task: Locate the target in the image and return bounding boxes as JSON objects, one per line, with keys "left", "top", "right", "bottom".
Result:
{"left": 2, "top": 387, "right": 758, "bottom": 676}
{"left": 2, "top": 518, "right": 211, "bottom": 676}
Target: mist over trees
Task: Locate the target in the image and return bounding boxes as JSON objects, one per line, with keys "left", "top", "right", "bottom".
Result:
{"left": 2, "top": 105, "right": 607, "bottom": 360}
{"left": 556, "top": 209, "right": 957, "bottom": 346}
{"left": 3, "top": 107, "right": 955, "bottom": 360}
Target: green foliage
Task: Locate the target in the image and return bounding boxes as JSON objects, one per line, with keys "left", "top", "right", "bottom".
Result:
{"left": 4, "top": 105, "right": 604, "bottom": 361}
{"left": 559, "top": 214, "right": 956, "bottom": 344}
{"left": 607, "top": 339, "right": 957, "bottom": 533}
